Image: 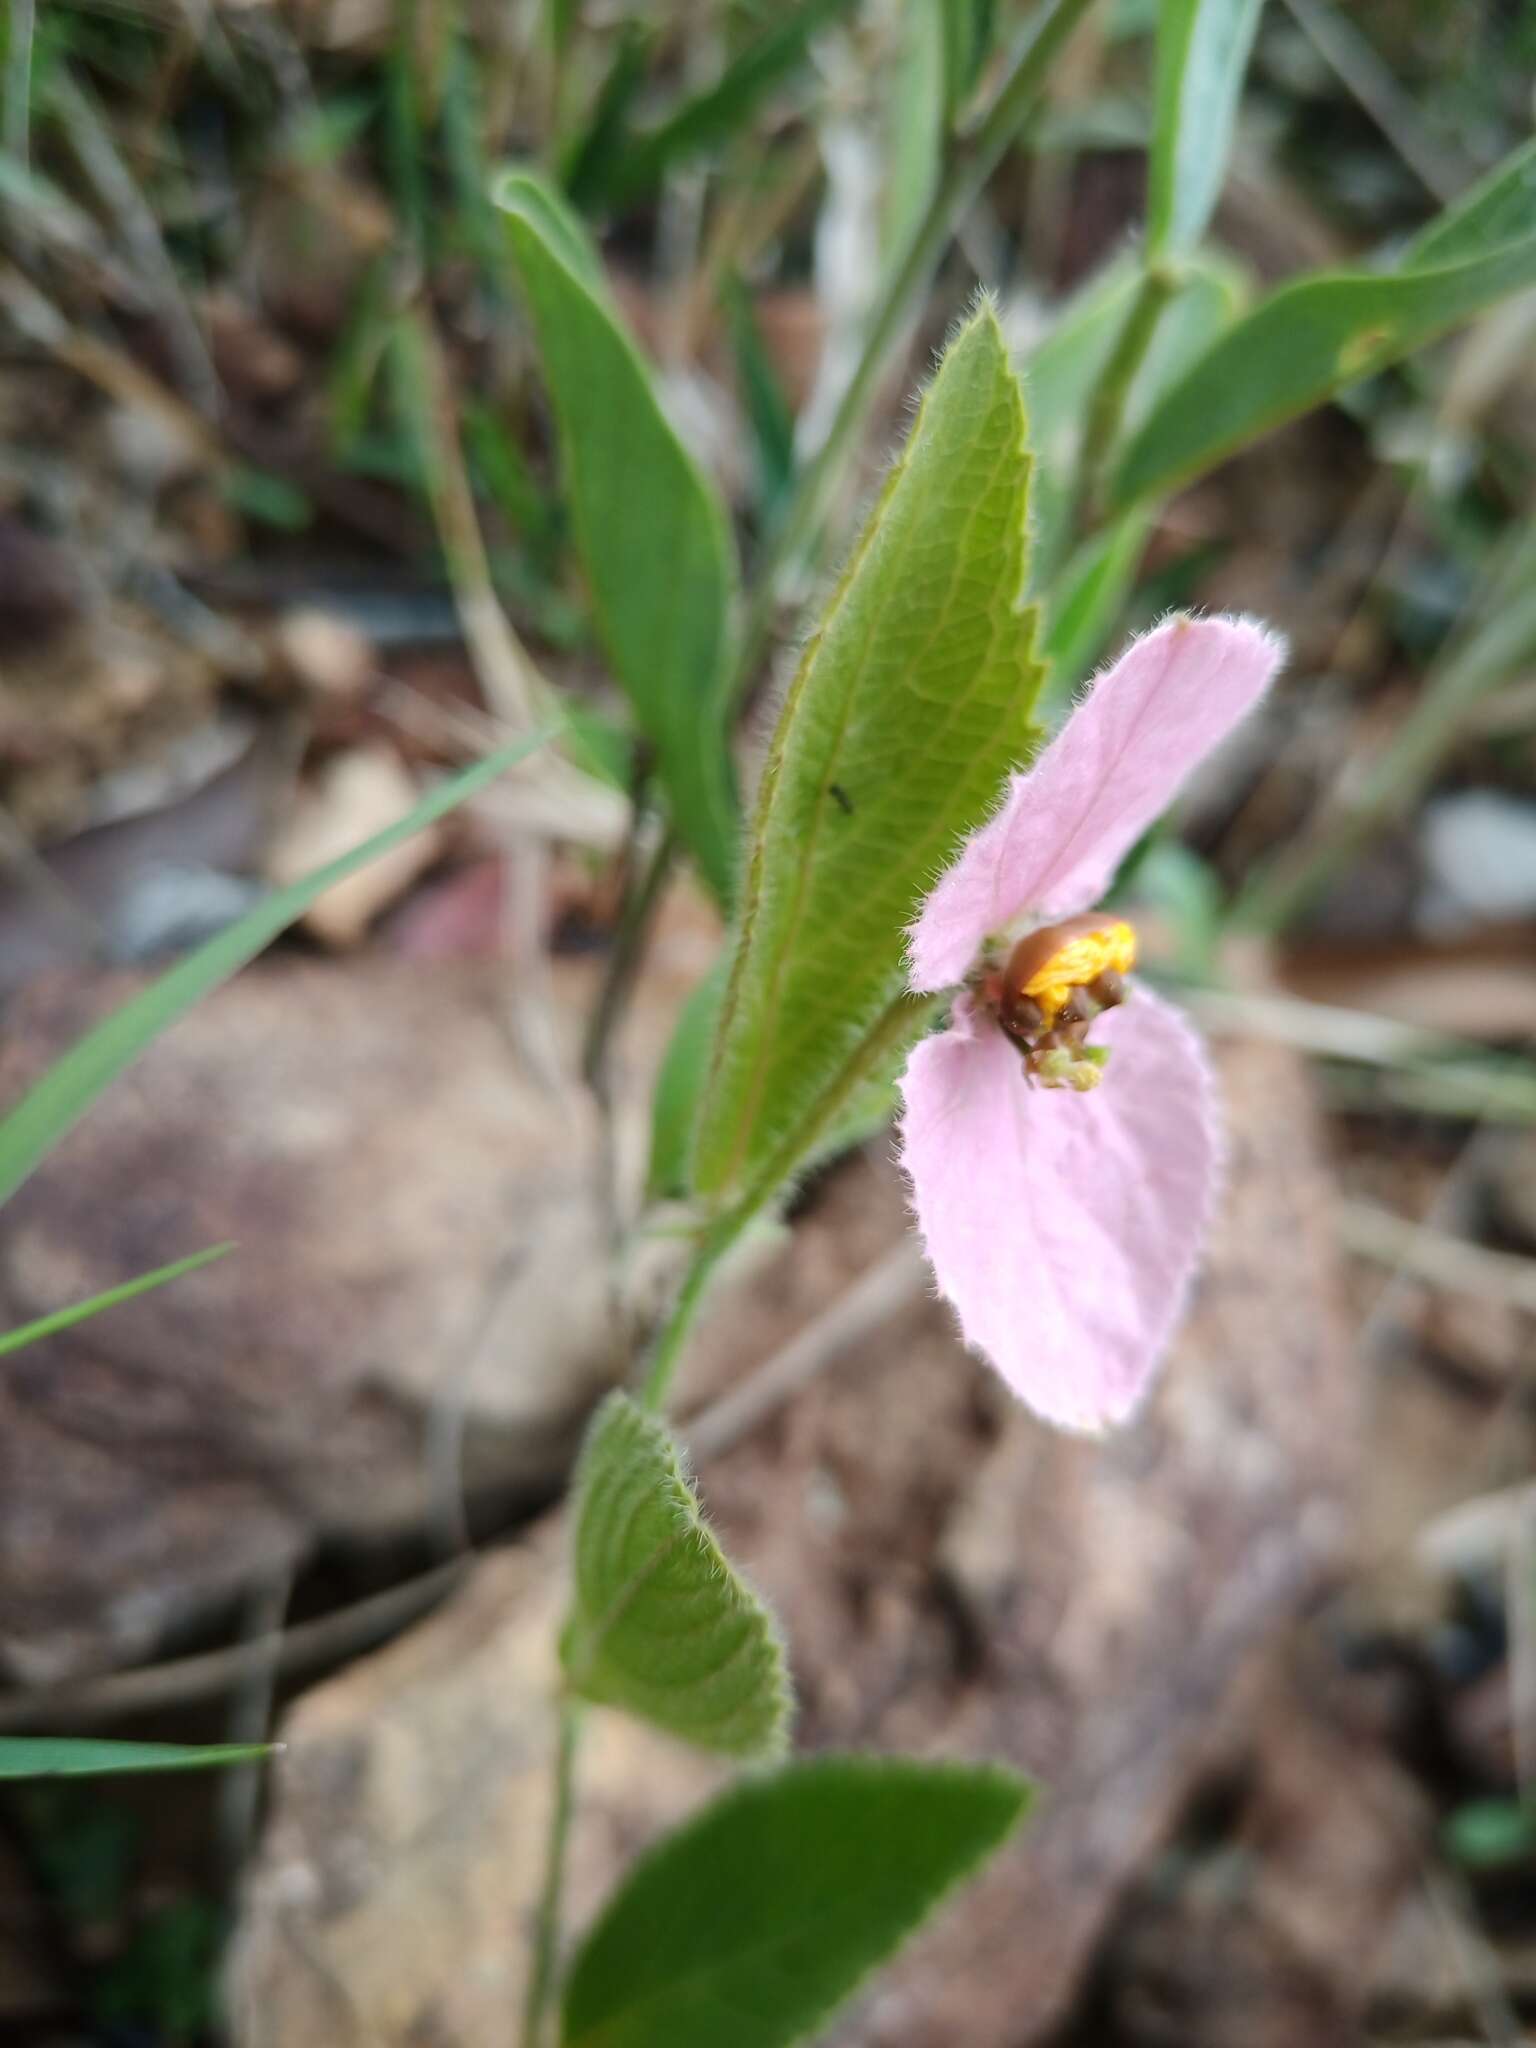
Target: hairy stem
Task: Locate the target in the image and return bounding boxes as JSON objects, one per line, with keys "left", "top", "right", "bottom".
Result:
{"left": 638, "top": 1223, "right": 735, "bottom": 1414}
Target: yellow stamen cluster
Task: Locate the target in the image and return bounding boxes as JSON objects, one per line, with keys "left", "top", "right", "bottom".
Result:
{"left": 1019, "top": 919, "right": 1137, "bottom": 1030}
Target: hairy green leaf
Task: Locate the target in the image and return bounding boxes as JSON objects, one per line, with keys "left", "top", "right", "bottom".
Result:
{"left": 497, "top": 171, "right": 739, "bottom": 903}
{"left": 1147, "top": 0, "right": 1265, "bottom": 262}
{"left": 562, "top": 1393, "right": 790, "bottom": 1758}
{"left": 1112, "top": 231, "right": 1536, "bottom": 509}
{"left": 0, "top": 1243, "right": 231, "bottom": 1358}
{"left": 0, "top": 1739, "right": 274, "bottom": 1779}
{"left": 561, "top": 1756, "right": 1032, "bottom": 2048}
{"left": 0, "top": 728, "right": 555, "bottom": 1211}
{"left": 692, "top": 302, "right": 1044, "bottom": 1205}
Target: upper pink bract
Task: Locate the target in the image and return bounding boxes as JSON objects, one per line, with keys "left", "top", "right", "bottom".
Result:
{"left": 897, "top": 613, "right": 1286, "bottom": 1433}
{"left": 907, "top": 613, "right": 1285, "bottom": 993}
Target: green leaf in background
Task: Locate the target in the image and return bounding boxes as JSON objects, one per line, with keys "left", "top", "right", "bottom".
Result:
{"left": 1026, "top": 252, "right": 1243, "bottom": 576}
{"left": 561, "top": 1392, "right": 790, "bottom": 1759}
{"left": 722, "top": 275, "right": 797, "bottom": 534}
{"left": 647, "top": 960, "right": 729, "bottom": 1201}
{"left": 1112, "top": 195, "right": 1536, "bottom": 509}
{"left": 1040, "top": 505, "right": 1153, "bottom": 712}
{"left": 0, "top": 728, "right": 556, "bottom": 1211}
{"left": 691, "top": 302, "right": 1044, "bottom": 1206}
{"left": 558, "top": 25, "right": 652, "bottom": 213}
{"left": 1406, "top": 135, "right": 1536, "bottom": 269}
{"left": 1146, "top": 0, "right": 1265, "bottom": 263}
{"left": 0, "top": 1243, "right": 231, "bottom": 1358}
{"left": 497, "top": 171, "right": 739, "bottom": 905}
{"left": 587, "top": 0, "right": 859, "bottom": 209}
{"left": 883, "top": 0, "right": 946, "bottom": 276}
{"left": 0, "top": 1739, "right": 275, "bottom": 1779}
{"left": 560, "top": 1755, "right": 1032, "bottom": 2048}
{"left": 942, "top": 0, "right": 998, "bottom": 117}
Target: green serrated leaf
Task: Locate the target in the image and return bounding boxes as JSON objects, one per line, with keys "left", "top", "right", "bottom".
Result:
{"left": 496, "top": 171, "right": 739, "bottom": 905}
{"left": 562, "top": 1392, "right": 790, "bottom": 1759}
{"left": 561, "top": 1755, "right": 1032, "bottom": 2048}
{"left": 691, "top": 302, "right": 1044, "bottom": 1205}
{"left": 0, "top": 1738, "right": 275, "bottom": 1779}
{"left": 0, "top": 728, "right": 555, "bottom": 1211}
{"left": 1112, "top": 228, "right": 1536, "bottom": 509}
{"left": 1147, "top": 0, "right": 1265, "bottom": 263}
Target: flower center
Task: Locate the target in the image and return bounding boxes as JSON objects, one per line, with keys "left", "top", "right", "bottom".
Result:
{"left": 987, "top": 914, "right": 1137, "bottom": 1092}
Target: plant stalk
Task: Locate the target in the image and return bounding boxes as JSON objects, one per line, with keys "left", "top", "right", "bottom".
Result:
{"left": 1072, "top": 263, "right": 1178, "bottom": 533}
{"left": 520, "top": 1696, "right": 584, "bottom": 2048}
{"left": 637, "top": 1223, "right": 735, "bottom": 1414}
{"left": 736, "top": 0, "right": 1100, "bottom": 681}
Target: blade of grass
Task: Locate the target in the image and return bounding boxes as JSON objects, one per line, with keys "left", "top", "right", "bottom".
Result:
{"left": 0, "top": 1737, "right": 276, "bottom": 1779}
{"left": 0, "top": 727, "right": 557, "bottom": 1210}
{"left": 0, "top": 1243, "right": 232, "bottom": 1358}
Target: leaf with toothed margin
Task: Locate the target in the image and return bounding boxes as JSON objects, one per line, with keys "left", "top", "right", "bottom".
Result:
{"left": 691, "top": 302, "right": 1045, "bottom": 1212}
{"left": 561, "top": 1392, "right": 790, "bottom": 1759}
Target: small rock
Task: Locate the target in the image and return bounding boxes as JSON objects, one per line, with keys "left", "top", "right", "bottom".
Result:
{"left": 1419, "top": 790, "right": 1536, "bottom": 936}
{"left": 0, "top": 956, "right": 629, "bottom": 1680}
{"left": 274, "top": 610, "right": 374, "bottom": 702}
{"left": 267, "top": 746, "right": 440, "bottom": 946}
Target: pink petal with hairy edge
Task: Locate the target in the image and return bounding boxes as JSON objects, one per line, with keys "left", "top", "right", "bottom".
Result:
{"left": 907, "top": 614, "right": 1285, "bottom": 991}
{"left": 897, "top": 986, "right": 1220, "bottom": 1433}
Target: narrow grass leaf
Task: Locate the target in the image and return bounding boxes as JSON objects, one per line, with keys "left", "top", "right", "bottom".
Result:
{"left": 1111, "top": 230, "right": 1536, "bottom": 508}
{"left": 593, "top": 0, "right": 858, "bottom": 208}
{"left": 1147, "top": 0, "right": 1265, "bottom": 262}
{"left": 0, "top": 1738, "right": 275, "bottom": 1779}
{"left": 692, "top": 302, "right": 1044, "bottom": 1205}
{"left": 561, "top": 1392, "right": 790, "bottom": 1759}
{"left": 561, "top": 1755, "right": 1032, "bottom": 2048}
{"left": 1406, "top": 136, "right": 1536, "bottom": 269}
{"left": 0, "top": 1243, "right": 231, "bottom": 1359}
{"left": 497, "top": 171, "right": 739, "bottom": 903}
{"left": 0, "top": 728, "right": 555, "bottom": 1210}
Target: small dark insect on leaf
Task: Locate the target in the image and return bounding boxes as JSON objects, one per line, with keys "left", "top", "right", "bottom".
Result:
{"left": 829, "top": 783, "right": 854, "bottom": 815}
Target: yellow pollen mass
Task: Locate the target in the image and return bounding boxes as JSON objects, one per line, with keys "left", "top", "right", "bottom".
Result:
{"left": 1020, "top": 918, "right": 1137, "bottom": 1029}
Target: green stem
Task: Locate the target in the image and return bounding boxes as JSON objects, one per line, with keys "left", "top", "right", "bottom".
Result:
{"left": 637, "top": 1223, "right": 735, "bottom": 1414}
{"left": 520, "top": 1696, "right": 583, "bottom": 2048}
{"left": 736, "top": 0, "right": 1100, "bottom": 682}
{"left": 581, "top": 824, "right": 676, "bottom": 1101}
{"left": 1073, "top": 264, "right": 1178, "bottom": 534}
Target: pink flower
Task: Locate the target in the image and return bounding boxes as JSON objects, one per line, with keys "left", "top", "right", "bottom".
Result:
{"left": 898, "top": 614, "right": 1285, "bottom": 1434}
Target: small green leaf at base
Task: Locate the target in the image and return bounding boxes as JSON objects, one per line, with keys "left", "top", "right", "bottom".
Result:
{"left": 562, "top": 1392, "right": 790, "bottom": 1760}
{"left": 0, "top": 1738, "right": 277, "bottom": 1779}
{"left": 560, "top": 1755, "right": 1033, "bottom": 2048}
